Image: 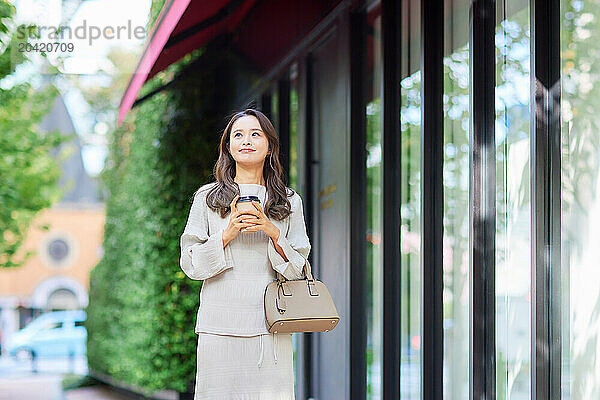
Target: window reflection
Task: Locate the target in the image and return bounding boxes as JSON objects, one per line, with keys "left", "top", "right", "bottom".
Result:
{"left": 442, "top": 19, "right": 470, "bottom": 400}
{"left": 290, "top": 64, "right": 299, "bottom": 190}
{"left": 289, "top": 63, "right": 299, "bottom": 395}
{"left": 366, "top": 8, "right": 383, "bottom": 399}
{"left": 495, "top": 3, "right": 532, "bottom": 399}
{"left": 401, "top": 39, "right": 422, "bottom": 400}
{"left": 561, "top": 0, "right": 600, "bottom": 397}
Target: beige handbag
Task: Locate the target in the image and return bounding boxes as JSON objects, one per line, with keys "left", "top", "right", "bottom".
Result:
{"left": 264, "top": 260, "right": 340, "bottom": 334}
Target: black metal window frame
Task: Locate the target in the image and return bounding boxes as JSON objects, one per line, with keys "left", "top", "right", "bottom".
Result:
{"left": 530, "top": 0, "right": 562, "bottom": 398}
{"left": 381, "top": 0, "right": 402, "bottom": 399}
{"left": 304, "top": 51, "right": 316, "bottom": 400}
{"left": 260, "top": 91, "right": 272, "bottom": 121}
{"left": 349, "top": 7, "right": 369, "bottom": 400}
{"left": 278, "top": 77, "right": 291, "bottom": 185}
{"left": 421, "top": 0, "right": 444, "bottom": 398}
{"left": 469, "top": 0, "right": 496, "bottom": 399}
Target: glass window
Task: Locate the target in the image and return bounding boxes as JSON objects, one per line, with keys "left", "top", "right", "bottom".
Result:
{"left": 495, "top": 2, "right": 532, "bottom": 398}
{"left": 366, "top": 5, "right": 383, "bottom": 399}
{"left": 288, "top": 63, "right": 300, "bottom": 394}
{"left": 561, "top": 0, "right": 600, "bottom": 397}
{"left": 271, "top": 87, "right": 279, "bottom": 132}
{"left": 400, "top": 1, "right": 422, "bottom": 397}
{"left": 41, "top": 321, "right": 63, "bottom": 330}
{"left": 290, "top": 63, "right": 299, "bottom": 190}
{"left": 442, "top": 2, "right": 470, "bottom": 397}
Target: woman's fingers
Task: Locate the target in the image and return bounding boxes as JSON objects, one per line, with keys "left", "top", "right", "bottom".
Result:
{"left": 242, "top": 209, "right": 261, "bottom": 218}
{"left": 235, "top": 213, "right": 257, "bottom": 223}
{"left": 230, "top": 195, "right": 239, "bottom": 214}
{"left": 239, "top": 219, "right": 263, "bottom": 232}
{"left": 229, "top": 199, "right": 265, "bottom": 233}
{"left": 237, "top": 219, "right": 257, "bottom": 230}
{"left": 241, "top": 214, "right": 259, "bottom": 222}
{"left": 252, "top": 201, "right": 263, "bottom": 212}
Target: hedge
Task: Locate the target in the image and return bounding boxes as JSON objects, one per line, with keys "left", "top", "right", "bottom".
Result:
{"left": 86, "top": 41, "right": 258, "bottom": 395}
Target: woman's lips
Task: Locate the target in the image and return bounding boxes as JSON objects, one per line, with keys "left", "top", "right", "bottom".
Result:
{"left": 240, "top": 149, "right": 255, "bottom": 153}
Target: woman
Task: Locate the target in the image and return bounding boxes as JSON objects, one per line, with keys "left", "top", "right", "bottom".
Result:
{"left": 179, "top": 108, "right": 312, "bottom": 399}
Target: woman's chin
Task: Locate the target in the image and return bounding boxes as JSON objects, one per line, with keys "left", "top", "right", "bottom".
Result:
{"left": 235, "top": 158, "right": 265, "bottom": 165}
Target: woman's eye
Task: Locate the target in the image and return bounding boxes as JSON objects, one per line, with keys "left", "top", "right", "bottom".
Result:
{"left": 233, "top": 131, "right": 260, "bottom": 138}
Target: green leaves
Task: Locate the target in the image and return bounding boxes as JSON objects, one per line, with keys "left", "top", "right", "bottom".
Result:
{"left": 0, "top": 79, "right": 69, "bottom": 268}
{"left": 87, "top": 56, "right": 208, "bottom": 394}
{"left": 0, "top": 1, "right": 16, "bottom": 38}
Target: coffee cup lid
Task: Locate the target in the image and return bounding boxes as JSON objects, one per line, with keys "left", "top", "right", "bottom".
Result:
{"left": 237, "top": 195, "right": 260, "bottom": 203}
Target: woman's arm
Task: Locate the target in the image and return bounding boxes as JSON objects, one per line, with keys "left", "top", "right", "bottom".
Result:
{"left": 179, "top": 191, "right": 233, "bottom": 280}
{"left": 267, "top": 192, "right": 312, "bottom": 280}
{"left": 270, "top": 233, "right": 289, "bottom": 262}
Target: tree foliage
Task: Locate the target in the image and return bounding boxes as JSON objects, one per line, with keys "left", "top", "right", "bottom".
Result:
{"left": 0, "top": 0, "right": 71, "bottom": 269}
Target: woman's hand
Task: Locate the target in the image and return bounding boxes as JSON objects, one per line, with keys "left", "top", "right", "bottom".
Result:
{"left": 239, "top": 201, "right": 279, "bottom": 240}
{"left": 223, "top": 195, "right": 259, "bottom": 246}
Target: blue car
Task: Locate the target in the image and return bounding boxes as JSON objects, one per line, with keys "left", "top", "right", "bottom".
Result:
{"left": 6, "top": 310, "right": 87, "bottom": 359}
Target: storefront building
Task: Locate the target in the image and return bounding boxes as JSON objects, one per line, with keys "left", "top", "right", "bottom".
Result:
{"left": 120, "top": 0, "right": 600, "bottom": 398}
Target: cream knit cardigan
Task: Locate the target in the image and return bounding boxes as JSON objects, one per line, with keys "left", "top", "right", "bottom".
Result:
{"left": 179, "top": 182, "right": 312, "bottom": 336}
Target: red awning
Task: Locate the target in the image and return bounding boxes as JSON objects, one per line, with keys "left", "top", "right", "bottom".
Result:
{"left": 118, "top": 0, "right": 344, "bottom": 126}
{"left": 118, "top": 0, "right": 256, "bottom": 125}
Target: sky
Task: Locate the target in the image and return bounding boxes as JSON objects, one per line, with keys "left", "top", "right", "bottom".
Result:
{"left": 12, "top": 0, "right": 152, "bottom": 177}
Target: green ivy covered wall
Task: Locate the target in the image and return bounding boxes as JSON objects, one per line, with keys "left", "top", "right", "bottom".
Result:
{"left": 85, "top": 39, "right": 260, "bottom": 396}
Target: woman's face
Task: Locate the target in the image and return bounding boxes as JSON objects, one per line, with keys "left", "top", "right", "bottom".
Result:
{"left": 228, "top": 115, "right": 270, "bottom": 166}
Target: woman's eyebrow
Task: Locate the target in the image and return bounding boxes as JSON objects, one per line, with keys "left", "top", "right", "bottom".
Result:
{"left": 233, "top": 128, "right": 263, "bottom": 133}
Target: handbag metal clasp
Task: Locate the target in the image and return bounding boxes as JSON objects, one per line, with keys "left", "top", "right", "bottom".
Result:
{"left": 276, "top": 295, "right": 287, "bottom": 314}
{"left": 307, "top": 279, "right": 319, "bottom": 296}
{"left": 280, "top": 280, "right": 292, "bottom": 296}
{"left": 276, "top": 284, "right": 287, "bottom": 313}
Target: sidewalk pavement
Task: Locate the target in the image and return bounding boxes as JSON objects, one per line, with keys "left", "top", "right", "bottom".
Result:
{"left": 64, "top": 385, "right": 134, "bottom": 400}
{"left": 0, "top": 374, "right": 63, "bottom": 400}
{"left": 0, "top": 375, "right": 133, "bottom": 400}
{"left": 0, "top": 355, "right": 163, "bottom": 400}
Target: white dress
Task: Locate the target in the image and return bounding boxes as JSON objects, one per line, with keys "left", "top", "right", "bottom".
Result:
{"left": 179, "top": 182, "right": 312, "bottom": 400}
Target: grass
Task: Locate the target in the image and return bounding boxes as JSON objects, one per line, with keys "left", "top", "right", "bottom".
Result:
{"left": 61, "top": 374, "right": 102, "bottom": 391}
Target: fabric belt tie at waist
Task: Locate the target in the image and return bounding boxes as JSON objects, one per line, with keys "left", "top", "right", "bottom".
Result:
{"left": 257, "top": 333, "right": 277, "bottom": 368}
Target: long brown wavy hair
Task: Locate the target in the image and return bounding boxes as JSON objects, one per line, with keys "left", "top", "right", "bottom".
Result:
{"left": 194, "top": 108, "right": 294, "bottom": 220}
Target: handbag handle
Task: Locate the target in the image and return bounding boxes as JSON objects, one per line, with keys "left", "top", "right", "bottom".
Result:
{"left": 275, "top": 205, "right": 313, "bottom": 283}
{"left": 276, "top": 256, "right": 314, "bottom": 283}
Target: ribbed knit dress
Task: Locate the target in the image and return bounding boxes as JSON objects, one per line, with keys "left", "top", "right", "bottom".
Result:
{"left": 179, "top": 181, "right": 312, "bottom": 400}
